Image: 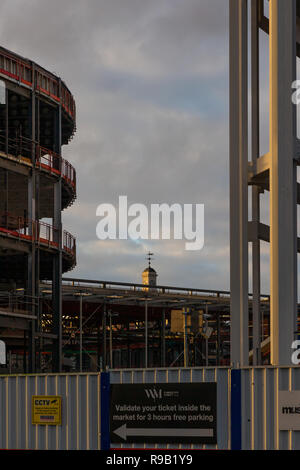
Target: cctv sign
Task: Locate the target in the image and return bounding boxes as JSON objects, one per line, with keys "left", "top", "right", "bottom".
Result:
{"left": 32, "top": 395, "right": 62, "bottom": 425}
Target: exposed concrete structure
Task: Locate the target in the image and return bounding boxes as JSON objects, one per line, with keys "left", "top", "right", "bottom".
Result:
{"left": 230, "top": 0, "right": 299, "bottom": 366}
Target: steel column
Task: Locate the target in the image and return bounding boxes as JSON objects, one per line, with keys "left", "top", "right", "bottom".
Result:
{"left": 5, "top": 87, "right": 8, "bottom": 154}
{"left": 269, "top": 0, "right": 297, "bottom": 365}
{"left": 79, "top": 295, "right": 83, "bottom": 372}
{"left": 103, "top": 302, "right": 107, "bottom": 369}
{"left": 251, "top": 0, "right": 262, "bottom": 366}
{"left": 183, "top": 310, "right": 189, "bottom": 367}
{"left": 145, "top": 300, "right": 148, "bottom": 368}
{"left": 109, "top": 312, "right": 112, "bottom": 369}
{"left": 205, "top": 304, "right": 209, "bottom": 366}
{"left": 229, "top": 0, "right": 249, "bottom": 367}
{"left": 217, "top": 314, "right": 221, "bottom": 366}
{"left": 52, "top": 79, "right": 63, "bottom": 372}
{"left": 27, "top": 69, "right": 37, "bottom": 373}
{"left": 161, "top": 308, "right": 166, "bottom": 367}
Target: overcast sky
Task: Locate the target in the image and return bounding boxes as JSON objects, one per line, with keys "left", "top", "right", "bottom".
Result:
{"left": 0, "top": 0, "right": 268, "bottom": 291}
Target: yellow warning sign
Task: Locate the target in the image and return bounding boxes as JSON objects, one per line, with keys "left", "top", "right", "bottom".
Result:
{"left": 32, "top": 395, "right": 62, "bottom": 425}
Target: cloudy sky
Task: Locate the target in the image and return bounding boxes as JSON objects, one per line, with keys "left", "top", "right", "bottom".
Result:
{"left": 0, "top": 0, "right": 273, "bottom": 291}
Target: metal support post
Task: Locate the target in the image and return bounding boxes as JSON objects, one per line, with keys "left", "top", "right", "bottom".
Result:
{"left": 52, "top": 79, "right": 63, "bottom": 372}
{"left": 269, "top": 0, "right": 297, "bottom": 365}
{"left": 229, "top": 0, "right": 249, "bottom": 367}
{"left": 28, "top": 72, "right": 36, "bottom": 373}
{"left": 217, "top": 315, "right": 221, "bottom": 365}
{"left": 183, "top": 310, "right": 189, "bottom": 368}
{"left": 79, "top": 295, "right": 83, "bottom": 372}
{"left": 161, "top": 308, "right": 166, "bottom": 367}
{"left": 102, "top": 303, "right": 107, "bottom": 369}
{"left": 145, "top": 300, "right": 148, "bottom": 368}
{"left": 251, "top": 0, "right": 262, "bottom": 366}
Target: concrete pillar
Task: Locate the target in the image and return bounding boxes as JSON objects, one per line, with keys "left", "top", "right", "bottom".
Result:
{"left": 269, "top": 0, "right": 297, "bottom": 365}
{"left": 229, "top": 0, "right": 249, "bottom": 367}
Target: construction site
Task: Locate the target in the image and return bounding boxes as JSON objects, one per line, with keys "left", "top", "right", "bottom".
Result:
{"left": 1, "top": 0, "right": 300, "bottom": 451}
{"left": 0, "top": 46, "right": 233, "bottom": 374}
{"left": 0, "top": 3, "right": 297, "bottom": 374}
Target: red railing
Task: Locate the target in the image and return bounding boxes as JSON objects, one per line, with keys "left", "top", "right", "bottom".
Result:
{"left": 0, "top": 132, "right": 76, "bottom": 192}
{"left": 0, "top": 48, "right": 76, "bottom": 122}
{"left": 63, "top": 230, "right": 76, "bottom": 256}
{"left": 0, "top": 212, "right": 76, "bottom": 258}
{"left": 36, "top": 144, "right": 76, "bottom": 190}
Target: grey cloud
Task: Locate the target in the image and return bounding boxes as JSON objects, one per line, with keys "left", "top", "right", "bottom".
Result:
{"left": 1, "top": 0, "right": 235, "bottom": 291}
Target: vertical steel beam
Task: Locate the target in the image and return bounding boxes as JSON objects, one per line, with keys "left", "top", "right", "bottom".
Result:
{"left": 269, "top": 0, "right": 297, "bottom": 365}
{"left": 183, "top": 310, "right": 189, "bottom": 368}
{"left": 217, "top": 314, "right": 221, "bottom": 365}
{"left": 127, "top": 323, "right": 131, "bottom": 368}
{"left": 52, "top": 79, "right": 62, "bottom": 372}
{"left": 28, "top": 68, "right": 36, "bottom": 373}
{"left": 4, "top": 171, "right": 8, "bottom": 215}
{"left": 109, "top": 312, "right": 113, "bottom": 369}
{"left": 79, "top": 295, "right": 83, "bottom": 372}
{"left": 251, "top": 0, "right": 262, "bottom": 366}
{"left": 205, "top": 303, "right": 209, "bottom": 367}
{"left": 102, "top": 302, "right": 107, "bottom": 369}
{"left": 161, "top": 308, "right": 166, "bottom": 367}
{"left": 4, "top": 88, "right": 8, "bottom": 230}
{"left": 5, "top": 87, "right": 8, "bottom": 155}
{"left": 229, "top": 0, "right": 249, "bottom": 367}
{"left": 97, "top": 322, "right": 102, "bottom": 371}
{"left": 145, "top": 300, "right": 148, "bottom": 368}
{"left": 23, "top": 331, "right": 27, "bottom": 373}
{"left": 35, "top": 97, "right": 40, "bottom": 370}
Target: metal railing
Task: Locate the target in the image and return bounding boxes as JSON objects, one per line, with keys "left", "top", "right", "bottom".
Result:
{"left": 0, "top": 291, "right": 37, "bottom": 314}
{"left": 63, "top": 230, "right": 76, "bottom": 257}
{"left": 0, "top": 212, "right": 76, "bottom": 258}
{"left": 61, "top": 277, "right": 270, "bottom": 302}
{"left": 0, "top": 132, "right": 76, "bottom": 191}
{"left": 0, "top": 47, "right": 76, "bottom": 122}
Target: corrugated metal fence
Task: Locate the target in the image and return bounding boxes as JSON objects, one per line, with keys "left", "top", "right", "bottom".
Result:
{"left": 0, "top": 367, "right": 300, "bottom": 450}
{"left": 240, "top": 367, "right": 300, "bottom": 450}
{"left": 0, "top": 373, "right": 101, "bottom": 450}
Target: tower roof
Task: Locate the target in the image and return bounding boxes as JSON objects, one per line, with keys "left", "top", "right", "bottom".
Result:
{"left": 143, "top": 266, "right": 157, "bottom": 274}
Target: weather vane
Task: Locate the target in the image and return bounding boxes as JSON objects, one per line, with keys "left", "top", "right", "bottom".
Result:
{"left": 146, "top": 252, "right": 154, "bottom": 268}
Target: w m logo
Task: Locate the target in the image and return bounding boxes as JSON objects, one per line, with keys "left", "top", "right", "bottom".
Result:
{"left": 144, "top": 388, "right": 162, "bottom": 401}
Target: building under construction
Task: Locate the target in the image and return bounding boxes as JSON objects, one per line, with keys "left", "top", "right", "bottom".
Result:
{"left": 2, "top": 1, "right": 300, "bottom": 452}
{"left": 0, "top": 46, "right": 76, "bottom": 372}
{"left": 0, "top": 46, "right": 242, "bottom": 374}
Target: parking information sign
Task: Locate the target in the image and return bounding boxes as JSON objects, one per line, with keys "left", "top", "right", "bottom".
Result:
{"left": 110, "top": 383, "right": 217, "bottom": 445}
{"left": 32, "top": 396, "right": 62, "bottom": 425}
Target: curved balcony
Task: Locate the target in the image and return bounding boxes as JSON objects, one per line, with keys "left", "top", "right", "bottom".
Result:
{"left": 0, "top": 47, "right": 76, "bottom": 125}
{"left": 0, "top": 133, "right": 76, "bottom": 209}
{"left": 0, "top": 212, "right": 76, "bottom": 261}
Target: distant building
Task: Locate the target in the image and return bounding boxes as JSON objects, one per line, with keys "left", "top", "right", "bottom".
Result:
{"left": 142, "top": 253, "right": 157, "bottom": 292}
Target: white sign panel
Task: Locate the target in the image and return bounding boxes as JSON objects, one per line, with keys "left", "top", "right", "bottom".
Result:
{"left": 0, "top": 340, "right": 6, "bottom": 364}
{"left": 279, "top": 391, "right": 300, "bottom": 430}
